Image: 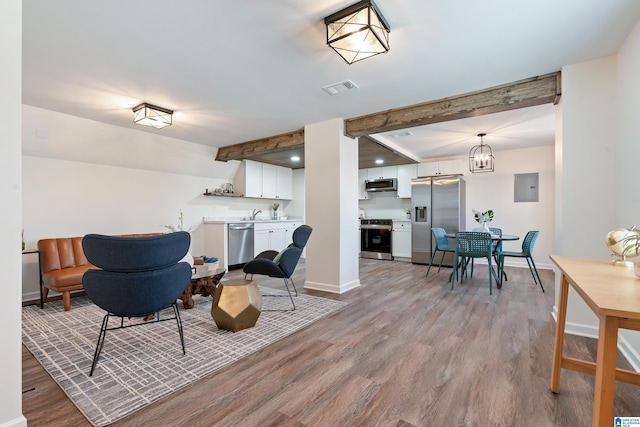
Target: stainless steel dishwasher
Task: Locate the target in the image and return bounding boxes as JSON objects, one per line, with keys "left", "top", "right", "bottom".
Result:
{"left": 228, "top": 223, "right": 255, "bottom": 268}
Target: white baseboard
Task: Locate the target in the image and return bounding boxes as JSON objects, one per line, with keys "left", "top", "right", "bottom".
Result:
{"left": 551, "top": 306, "right": 640, "bottom": 372}
{"left": 304, "top": 279, "right": 360, "bottom": 294}
{"left": 0, "top": 415, "right": 27, "bottom": 427}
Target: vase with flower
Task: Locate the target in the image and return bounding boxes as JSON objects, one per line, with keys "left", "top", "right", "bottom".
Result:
{"left": 472, "top": 209, "right": 494, "bottom": 233}
{"left": 272, "top": 203, "right": 280, "bottom": 219}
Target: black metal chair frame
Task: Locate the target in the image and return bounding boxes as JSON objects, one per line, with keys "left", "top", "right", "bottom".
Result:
{"left": 243, "top": 225, "right": 312, "bottom": 311}
{"left": 82, "top": 232, "right": 192, "bottom": 376}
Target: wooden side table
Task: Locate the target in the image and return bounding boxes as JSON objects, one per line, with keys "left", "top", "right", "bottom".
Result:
{"left": 211, "top": 279, "right": 262, "bottom": 332}
{"left": 179, "top": 266, "right": 226, "bottom": 309}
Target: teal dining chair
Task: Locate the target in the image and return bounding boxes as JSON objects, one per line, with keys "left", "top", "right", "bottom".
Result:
{"left": 451, "top": 231, "right": 494, "bottom": 294}
{"left": 426, "top": 228, "right": 456, "bottom": 277}
{"left": 497, "top": 230, "right": 544, "bottom": 292}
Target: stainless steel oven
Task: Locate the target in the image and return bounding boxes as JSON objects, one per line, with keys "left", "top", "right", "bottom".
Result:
{"left": 360, "top": 219, "right": 393, "bottom": 260}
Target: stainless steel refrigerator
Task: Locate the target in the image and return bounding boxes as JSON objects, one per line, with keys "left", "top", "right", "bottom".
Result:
{"left": 411, "top": 175, "right": 466, "bottom": 265}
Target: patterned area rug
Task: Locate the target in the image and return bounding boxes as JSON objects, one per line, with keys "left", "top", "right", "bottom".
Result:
{"left": 22, "top": 290, "right": 346, "bottom": 426}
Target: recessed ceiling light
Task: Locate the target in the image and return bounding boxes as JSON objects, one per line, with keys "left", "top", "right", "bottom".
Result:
{"left": 291, "top": 155, "right": 300, "bottom": 162}
{"left": 375, "top": 159, "right": 384, "bottom": 165}
{"left": 389, "top": 131, "right": 413, "bottom": 137}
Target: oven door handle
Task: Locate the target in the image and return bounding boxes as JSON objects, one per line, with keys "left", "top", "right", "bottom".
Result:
{"left": 361, "top": 225, "right": 392, "bottom": 230}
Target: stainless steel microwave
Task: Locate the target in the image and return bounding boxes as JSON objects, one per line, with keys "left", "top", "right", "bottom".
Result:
{"left": 365, "top": 178, "right": 397, "bottom": 192}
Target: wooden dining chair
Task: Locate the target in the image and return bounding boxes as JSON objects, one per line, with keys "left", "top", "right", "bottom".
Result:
{"left": 451, "top": 231, "right": 494, "bottom": 294}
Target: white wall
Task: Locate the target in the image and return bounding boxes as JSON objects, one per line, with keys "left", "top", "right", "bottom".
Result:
{"left": 20, "top": 107, "right": 301, "bottom": 301}
{"left": 615, "top": 18, "right": 640, "bottom": 363}
{"left": 360, "top": 144, "right": 556, "bottom": 270}
{"left": 558, "top": 39, "right": 640, "bottom": 369}
{"left": 1, "top": 0, "right": 27, "bottom": 425}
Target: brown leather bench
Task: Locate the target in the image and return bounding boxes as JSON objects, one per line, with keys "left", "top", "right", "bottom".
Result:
{"left": 38, "top": 233, "right": 161, "bottom": 311}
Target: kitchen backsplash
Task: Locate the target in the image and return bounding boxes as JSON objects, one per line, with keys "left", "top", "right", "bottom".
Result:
{"left": 359, "top": 191, "right": 411, "bottom": 219}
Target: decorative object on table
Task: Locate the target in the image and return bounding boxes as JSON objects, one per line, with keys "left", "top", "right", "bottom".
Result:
{"left": 272, "top": 202, "right": 280, "bottom": 219}
{"left": 161, "top": 209, "right": 193, "bottom": 233}
{"left": 605, "top": 226, "right": 640, "bottom": 267}
{"left": 472, "top": 208, "right": 494, "bottom": 233}
{"left": 22, "top": 291, "right": 347, "bottom": 427}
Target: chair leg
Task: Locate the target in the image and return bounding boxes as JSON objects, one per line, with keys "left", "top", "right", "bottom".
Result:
{"left": 426, "top": 250, "right": 438, "bottom": 277}
{"left": 487, "top": 255, "right": 493, "bottom": 295}
{"left": 171, "top": 303, "right": 186, "bottom": 355}
{"left": 283, "top": 278, "right": 296, "bottom": 310}
{"left": 90, "top": 313, "right": 110, "bottom": 376}
{"left": 437, "top": 251, "right": 446, "bottom": 273}
{"left": 527, "top": 257, "right": 545, "bottom": 292}
{"left": 451, "top": 254, "right": 458, "bottom": 290}
{"left": 62, "top": 291, "right": 71, "bottom": 311}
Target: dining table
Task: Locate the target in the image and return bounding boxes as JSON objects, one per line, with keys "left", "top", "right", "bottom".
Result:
{"left": 445, "top": 231, "right": 519, "bottom": 285}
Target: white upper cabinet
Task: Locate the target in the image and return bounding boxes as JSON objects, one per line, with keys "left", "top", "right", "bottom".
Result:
{"left": 417, "top": 159, "right": 464, "bottom": 177}
{"left": 367, "top": 166, "right": 397, "bottom": 180}
{"left": 396, "top": 164, "right": 417, "bottom": 198}
{"left": 234, "top": 160, "right": 293, "bottom": 200}
{"left": 358, "top": 169, "right": 369, "bottom": 200}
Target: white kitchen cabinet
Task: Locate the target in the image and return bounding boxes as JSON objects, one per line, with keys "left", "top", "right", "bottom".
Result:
{"left": 284, "top": 221, "right": 301, "bottom": 244}
{"left": 396, "top": 164, "right": 417, "bottom": 198}
{"left": 234, "top": 160, "right": 293, "bottom": 199}
{"left": 417, "top": 159, "right": 464, "bottom": 177}
{"left": 358, "top": 169, "right": 369, "bottom": 200}
{"left": 367, "top": 166, "right": 397, "bottom": 180}
{"left": 392, "top": 220, "right": 412, "bottom": 258}
{"left": 276, "top": 166, "right": 293, "bottom": 200}
{"left": 254, "top": 222, "right": 286, "bottom": 256}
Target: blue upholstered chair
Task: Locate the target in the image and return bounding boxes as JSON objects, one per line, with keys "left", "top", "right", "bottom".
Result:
{"left": 82, "top": 231, "right": 192, "bottom": 376}
{"left": 243, "top": 225, "right": 312, "bottom": 311}
{"left": 451, "top": 231, "right": 494, "bottom": 294}
{"left": 426, "top": 228, "right": 456, "bottom": 277}
{"left": 497, "top": 230, "right": 544, "bottom": 292}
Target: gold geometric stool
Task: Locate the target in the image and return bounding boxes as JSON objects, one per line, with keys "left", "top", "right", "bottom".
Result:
{"left": 211, "top": 279, "right": 262, "bottom": 332}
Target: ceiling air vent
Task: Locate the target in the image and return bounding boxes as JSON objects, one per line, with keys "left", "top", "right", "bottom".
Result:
{"left": 322, "top": 80, "right": 359, "bottom": 95}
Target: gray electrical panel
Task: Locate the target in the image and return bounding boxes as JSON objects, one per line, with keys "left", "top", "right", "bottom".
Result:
{"left": 514, "top": 173, "right": 539, "bottom": 202}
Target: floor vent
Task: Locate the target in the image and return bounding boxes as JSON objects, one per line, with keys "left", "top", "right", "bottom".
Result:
{"left": 322, "top": 80, "right": 359, "bottom": 95}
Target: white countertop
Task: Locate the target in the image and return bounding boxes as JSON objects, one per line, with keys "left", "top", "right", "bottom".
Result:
{"left": 203, "top": 217, "right": 303, "bottom": 224}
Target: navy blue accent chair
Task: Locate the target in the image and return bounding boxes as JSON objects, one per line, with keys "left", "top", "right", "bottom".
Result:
{"left": 82, "top": 231, "right": 192, "bottom": 376}
{"left": 426, "top": 228, "right": 456, "bottom": 277}
{"left": 243, "top": 225, "right": 312, "bottom": 311}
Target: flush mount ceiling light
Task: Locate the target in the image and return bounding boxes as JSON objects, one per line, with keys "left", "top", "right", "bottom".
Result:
{"left": 132, "top": 103, "right": 173, "bottom": 129}
{"left": 324, "top": 0, "right": 390, "bottom": 65}
{"left": 469, "top": 133, "right": 495, "bottom": 173}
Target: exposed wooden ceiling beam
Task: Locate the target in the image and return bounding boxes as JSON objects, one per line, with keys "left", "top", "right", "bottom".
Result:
{"left": 344, "top": 71, "right": 561, "bottom": 138}
{"left": 215, "top": 129, "right": 304, "bottom": 162}
{"left": 214, "top": 72, "right": 561, "bottom": 166}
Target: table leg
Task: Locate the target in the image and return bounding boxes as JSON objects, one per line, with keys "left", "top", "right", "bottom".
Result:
{"left": 592, "top": 315, "right": 619, "bottom": 427}
{"left": 180, "top": 283, "right": 195, "bottom": 309}
{"left": 550, "top": 273, "right": 570, "bottom": 393}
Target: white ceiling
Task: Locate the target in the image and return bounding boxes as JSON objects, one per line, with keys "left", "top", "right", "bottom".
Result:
{"left": 22, "top": 1, "right": 640, "bottom": 161}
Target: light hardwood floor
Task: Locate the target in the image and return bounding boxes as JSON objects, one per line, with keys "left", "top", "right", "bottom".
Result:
{"left": 22, "top": 259, "right": 640, "bottom": 426}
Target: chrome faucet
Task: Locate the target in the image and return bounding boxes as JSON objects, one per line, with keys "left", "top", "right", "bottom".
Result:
{"left": 250, "top": 209, "right": 262, "bottom": 220}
